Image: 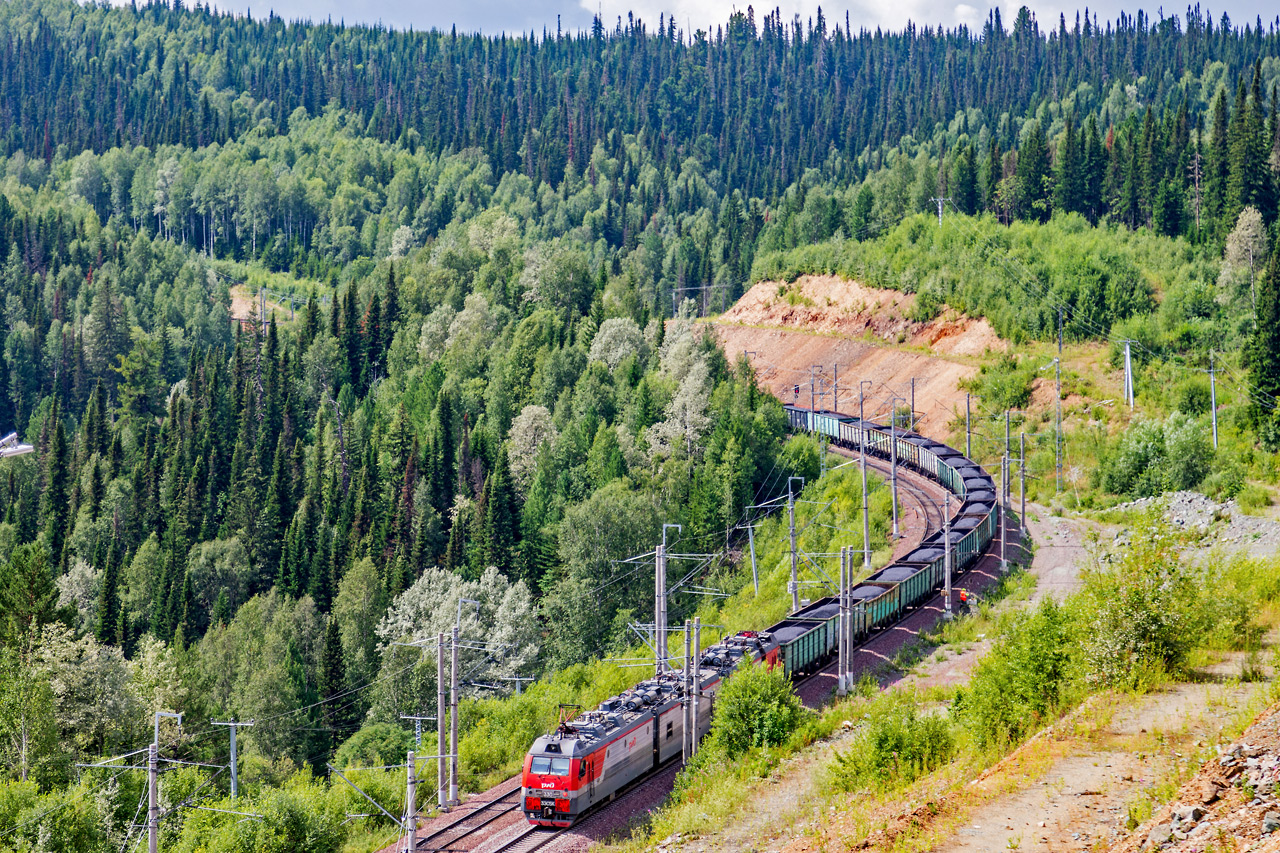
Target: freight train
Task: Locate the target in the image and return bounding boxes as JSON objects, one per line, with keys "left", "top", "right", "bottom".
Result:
{"left": 521, "top": 406, "right": 999, "bottom": 827}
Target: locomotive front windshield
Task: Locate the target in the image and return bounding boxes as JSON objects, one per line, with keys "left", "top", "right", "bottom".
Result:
{"left": 529, "top": 756, "right": 571, "bottom": 776}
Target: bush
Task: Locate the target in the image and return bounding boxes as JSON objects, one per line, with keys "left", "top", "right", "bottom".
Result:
{"left": 707, "top": 660, "right": 805, "bottom": 758}
{"left": 827, "top": 694, "right": 955, "bottom": 791}
{"left": 956, "top": 598, "right": 1073, "bottom": 749}
{"left": 334, "top": 723, "right": 414, "bottom": 769}
{"left": 1079, "top": 511, "right": 1203, "bottom": 686}
{"left": 778, "top": 434, "right": 822, "bottom": 487}
{"left": 1097, "top": 412, "right": 1210, "bottom": 497}
{"left": 960, "top": 354, "right": 1034, "bottom": 412}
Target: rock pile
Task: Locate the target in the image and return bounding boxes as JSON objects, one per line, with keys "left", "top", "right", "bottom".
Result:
{"left": 1111, "top": 703, "right": 1280, "bottom": 852}
{"left": 1111, "top": 490, "right": 1280, "bottom": 559}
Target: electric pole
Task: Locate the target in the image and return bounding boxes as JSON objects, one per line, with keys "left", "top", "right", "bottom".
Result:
{"left": 860, "top": 381, "right": 872, "bottom": 571}
{"left": 400, "top": 714, "right": 435, "bottom": 752}
{"left": 832, "top": 364, "right": 839, "bottom": 414}
{"left": 1020, "top": 433, "right": 1027, "bottom": 537}
{"left": 943, "top": 494, "right": 952, "bottom": 620}
{"left": 148, "top": 742, "right": 158, "bottom": 853}
{"left": 1209, "top": 351, "right": 1219, "bottom": 449}
{"left": 683, "top": 620, "right": 692, "bottom": 763}
{"left": 889, "top": 397, "right": 901, "bottom": 538}
{"left": 436, "top": 632, "right": 446, "bottom": 811}
{"left": 211, "top": 720, "right": 255, "bottom": 799}
{"left": 655, "top": 524, "right": 681, "bottom": 673}
{"left": 655, "top": 542, "right": 667, "bottom": 674}
{"left": 788, "top": 478, "right": 803, "bottom": 612}
{"left": 837, "top": 548, "right": 847, "bottom": 696}
{"left": 965, "top": 392, "right": 972, "bottom": 459}
{"left": 929, "top": 196, "right": 951, "bottom": 226}
{"left": 691, "top": 617, "right": 701, "bottom": 756}
{"left": 810, "top": 365, "right": 816, "bottom": 416}
{"left": 449, "top": 624, "right": 459, "bottom": 807}
{"left": 403, "top": 751, "right": 417, "bottom": 852}
{"left": 999, "top": 454, "right": 1008, "bottom": 571}
{"left": 1122, "top": 340, "right": 1135, "bottom": 408}
{"left": 1057, "top": 308, "right": 1064, "bottom": 494}
{"left": 910, "top": 378, "right": 916, "bottom": 432}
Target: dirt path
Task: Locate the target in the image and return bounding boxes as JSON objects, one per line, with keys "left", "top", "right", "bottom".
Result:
{"left": 935, "top": 669, "right": 1266, "bottom": 853}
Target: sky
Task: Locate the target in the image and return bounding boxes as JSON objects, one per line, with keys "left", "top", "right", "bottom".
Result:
{"left": 198, "top": 0, "right": 1277, "bottom": 38}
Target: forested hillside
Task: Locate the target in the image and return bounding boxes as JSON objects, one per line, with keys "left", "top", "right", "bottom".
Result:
{"left": 1, "top": 0, "right": 1280, "bottom": 850}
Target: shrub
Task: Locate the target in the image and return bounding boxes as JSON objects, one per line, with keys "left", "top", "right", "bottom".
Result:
{"left": 1097, "top": 412, "right": 1210, "bottom": 496}
{"left": 956, "top": 597, "right": 1073, "bottom": 749}
{"left": 707, "top": 660, "right": 805, "bottom": 758}
{"left": 960, "top": 353, "right": 1034, "bottom": 412}
{"left": 334, "top": 723, "right": 414, "bottom": 769}
{"left": 778, "top": 434, "right": 822, "bottom": 487}
{"left": 1079, "top": 511, "right": 1202, "bottom": 686}
{"left": 827, "top": 694, "right": 955, "bottom": 791}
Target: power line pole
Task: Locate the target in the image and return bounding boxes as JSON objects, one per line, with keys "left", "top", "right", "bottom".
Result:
{"left": 837, "top": 547, "right": 847, "bottom": 696}
{"left": 682, "top": 620, "right": 692, "bottom": 763}
{"left": 437, "top": 627, "right": 448, "bottom": 809}
{"left": 403, "top": 751, "right": 417, "bottom": 853}
{"left": 1020, "top": 433, "right": 1027, "bottom": 537}
{"left": 929, "top": 196, "right": 951, "bottom": 226}
{"left": 965, "top": 392, "right": 971, "bottom": 458}
{"left": 910, "top": 378, "right": 916, "bottom": 432}
{"left": 1209, "top": 351, "right": 1219, "bottom": 449}
{"left": 210, "top": 720, "right": 255, "bottom": 799}
{"left": 1122, "top": 340, "right": 1135, "bottom": 408}
{"left": 810, "top": 365, "right": 816, "bottom": 415}
{"left": 400, "top": 714, "right": 434, "bottom": 752}
{"left": 860, "top": 381, "right": 872, "bottom": 571}
{"left": 449, "top": 624, "right": 459, "bottom": 807}
{"left": 788, "top": 478, "right": 803, "bottom": 612}
{"left": 436, "top": 632, "right": 446, "bottom": 812}
{"left": 832, "top": 364, "right": 839, "bottom": 414}
{"left": 148, "top": 742, "right": 158, "bottom": 853}
{"left": 999, "top": 454, "right": 1008, "bottom": 571}
{"left": 943, "top": 494, "right": 952, "bottom": 620}
{"left": 889, "top": 397, "right": 901, "bottom": 538}
{"left": 691, "top": 617, "right": 701, "bottom": 756}
{"left": 1057, "top": 309, "right": 1064, "bottom": 494}
{"left": 747, "top": 522, "right": 759, "bottom": 594}
{"left": 655, "top": 542, "right": 667, "bottom": 674}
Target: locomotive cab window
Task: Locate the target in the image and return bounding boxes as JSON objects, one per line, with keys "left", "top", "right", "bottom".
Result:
{"left": 666, "top": 721, "right": 673, "bottom": 739}
{"left": 530, "top": 756, "right": 571, "bottom": 776}
{"left": 578, "top": 760, "right": 587, "bottom": 778}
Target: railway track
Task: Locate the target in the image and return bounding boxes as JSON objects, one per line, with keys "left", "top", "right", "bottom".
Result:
{"left": 402, "top": 444, "right": 979, "bottom": 853}
{"left": 488, "top": 825, "right": 561, "bottom": 853}
{"left": 413, "top": 784, "right": 522, "bottom": 852}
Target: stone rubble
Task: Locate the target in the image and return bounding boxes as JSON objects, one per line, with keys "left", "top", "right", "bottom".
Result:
{"left": 1111, "top": 703, "right": 1280, "bottom": 853}
{"left": 1110, "top": 491, "right": 1280, "bottom": 559}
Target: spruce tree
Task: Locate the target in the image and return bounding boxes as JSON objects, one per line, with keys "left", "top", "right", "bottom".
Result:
{"left": 1015, "top": 121, "right": 1050, "bottom": 222}
{"left": 319, "top": 616, "right": 351, "bottom": 752}
{"left": 1247, "top": 250, "right": 1280, "bottom": 416}
{"left": 1053, "top": 116, "right": 1083, "bottom": 216}
{"left": 95, "top": 544, "right": 121, "bottom": 645}
{"left": 41, "top": 405, "right": 70, "bottom": 565}
{"left": 952, "top": 143, "right": 978, "bottom": 215}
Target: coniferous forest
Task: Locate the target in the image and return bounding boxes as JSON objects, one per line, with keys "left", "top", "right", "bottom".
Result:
{"left": 1, "top": 0, "right": 1279, "bottom": 849}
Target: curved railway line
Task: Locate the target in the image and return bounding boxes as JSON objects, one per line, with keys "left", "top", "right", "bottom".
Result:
{"left": 394, "top": 416, "right": 1003, "bottom": 853}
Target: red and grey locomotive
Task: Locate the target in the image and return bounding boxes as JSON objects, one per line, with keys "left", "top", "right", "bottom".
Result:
{"left": 521, "top": 631, "right": 777, "bottom": 826}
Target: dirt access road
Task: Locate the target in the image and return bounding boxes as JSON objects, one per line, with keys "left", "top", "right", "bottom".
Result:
{"left": 708, "top": 275, "right": 1006, "bottom": 440}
